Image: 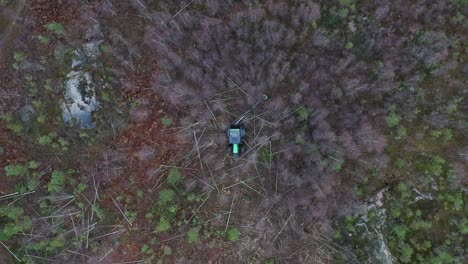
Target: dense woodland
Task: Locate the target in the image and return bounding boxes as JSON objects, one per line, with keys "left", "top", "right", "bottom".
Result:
{"left": 0, "top": 0, "right": 466, "bottom": 263}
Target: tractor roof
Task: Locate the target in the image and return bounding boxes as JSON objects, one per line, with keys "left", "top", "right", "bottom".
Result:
{"left": 228, "top": 128, "right": 241, "bottom": 144}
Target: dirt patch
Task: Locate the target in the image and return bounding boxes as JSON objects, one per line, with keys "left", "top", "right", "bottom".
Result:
{"left": 30, "top": 0, "right": 79, "bottom": 29}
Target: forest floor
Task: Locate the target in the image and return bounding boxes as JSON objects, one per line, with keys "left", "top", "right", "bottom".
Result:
{"left": 0, "top": 1, "right": 466, "bottom": 264}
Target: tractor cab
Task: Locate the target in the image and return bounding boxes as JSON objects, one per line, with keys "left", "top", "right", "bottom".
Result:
{"left": 227, "top": 125, "right": 245, "bottom": 157}
{"left": 227, "top": 94, "right": 268, "bottom": 157}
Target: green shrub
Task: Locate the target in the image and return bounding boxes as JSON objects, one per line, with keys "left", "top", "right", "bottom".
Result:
{"left": 333, "top": 161, "right": 343, "bottom": 172}
{"left": 13, "top": 51, "right": 26, "bottom": 63}
{"left": 159, "top": 189, "right": 175, "bottom": 205}
{"left": 259, "top": 147, "right": 272, "bottom": 164}
{"left": 6, "top": 123, "right": 22, "bottom": 134}
{"left": 400, "top": 244, "right": 414, "bottom": 263}
{"left": 38, "top": 133, "right": 57, "bottom": 145}
{"left": 355, "top": 186, "right": 364, "bottom": 197}
{"left": 389, "top": 203, "right": 401, "bottom": 218}
{"left": 0, "top": 223, "right": 20, "bottom": 240}
{"left": 187, "top": 227, "right": 200, "bottom": 243}
{"left": 130, "top": 100, "right": 138, "bottom": 109}
{"left": 0, "top": 206, "right": 23, "bottom": 221}
{"left": 397, "top": 126, "right": 407, "bottom": 138}
{"left": 395, "top": 158, "right": 406, "bottom": 169}
{"left": 74, "top": 183, "right": 87, "bottom": 195}
{"left": 451, "top": 0, "right": 468, "bottom": 7}
{"left": 460, "top": 218, "right": 468, "bottom": 235}
{"left": 167, "top": 168, "right": 183, "bottom": 185}
{"left": 213, "top": 229, "right": 225, "bottom": 238}
{"left": 430, "top": 156, "right": 445, "bottom": 176}
{"left": 38, "top": 135, "right": 53, "bottom": 145}
{"left": 397, "top": 182, "right": 411, "bottom": 200}
{"left": 422, "top": 240, "right": 432, "bottom": 250}
{"left": 27, "top": 178, "right": 40, "bottom": 191}
{"left": 145, "top": 212, "right": 153, "bottom": 220}
{"left": 340, "top": 0, "right": 353, "bottom": 5}
{"left": 156, "top": 216, "right": 170, "bottom": 232}
{"left": 410, "top": 220, "right": 432, "bottom": 230}
{"left": 447, "top": 97, "right": 462, "bottom": 114}
{"left": 320, "top": 7, "right": 344, "bottom": 29}
{"left": 4, "top": 164, "right": 28, "bottom": 176}
{"left": 168, "top": 205, "right": 178, "bottom": 214}
{"left": 99, "top": 43, "right": 108, "bottom": 53}
{"left": 386, "top": 112, "right": 401, "bottom": 128}
{"left": 345, "top": 216, "right": 355, "bottom": 232}
{"left": 0, "top": 113, "right": 23, "bottom": 135}
{"left": 45, "top": 22, "right": 65, "bottom": 35}
{"left": 58, "top": 138, "right": 69, "bottom": 150}
{"left": 0, "top": 206, "right": 32, "bottom": 240}
{"left": 430, "top": 130, "right": 443, "bottom": 138}
{"left": 38, "top": 35, "right": 50, "bottom": 45}
{"left": 163, "top": 245, "right": 172, "bottom": 255}
{"left": 452, "top": 193, "right": 464, "bottom": 211}
{"left": 296, "top": 106, "right": 309, "bottom": 120}
{"left": 45, "top": 236, "right": 66, "bottom": 254}
{"left": 350, "top": 32, "right": 371, "bottom": 60}
{"left": 141, "top": 244, "right": 153, "bottom": 255}
{"left": 28, "top": 161, "right": 38, "bottom": 169}
{"left": 443, "top": 128, "right": 453, "bottom": 141}
{"left": 333, "top": 230, "right": 342, "bottom": 240}
{"left": 311, "top": 20, "right": 317, "bottom": 29}
{"left": 227, "top": 227, "right": 241, "bottom": 241}
{"left": 161, "top": 116, "right": 173, "bottom": 126}
{"left": 48, "top": 170, "right": 66, "bottom": 192}
{"left": 431, "top": 250, "right": 454, "bottom": 264}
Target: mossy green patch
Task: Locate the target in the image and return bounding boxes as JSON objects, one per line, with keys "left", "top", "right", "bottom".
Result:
{"left": 159, "top": 189, "right": 175, "bottom": 205}
{"left": 47, "top": 170, "right": 66, "bottom": 192}
{"left": 45, "top": 22, "right": 65, "bottom": 36}
{"left": 227, "top": 227, "right": 241, "bottom": 241}
{"left": 167, "top": 168, "right": 183, "bottom": 185}
{"left": 161, "top": 116, "right": 173, "bottom": 126}
{"left": 187, "top": 227, "right": 200, "bottom": 243}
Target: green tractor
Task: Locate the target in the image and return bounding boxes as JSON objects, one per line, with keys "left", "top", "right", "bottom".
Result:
{"left": 227, "top": 94, "right": 268, "bottom": 157}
